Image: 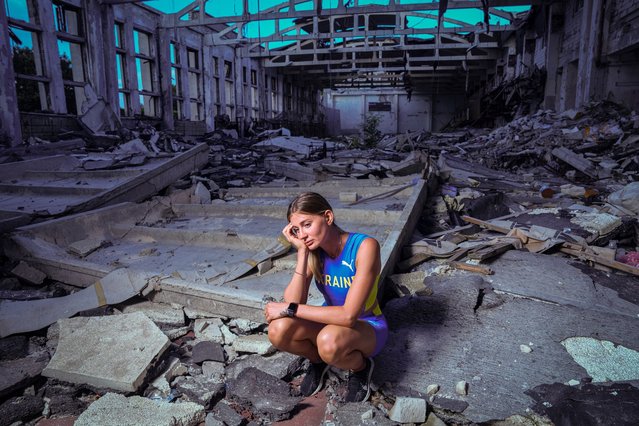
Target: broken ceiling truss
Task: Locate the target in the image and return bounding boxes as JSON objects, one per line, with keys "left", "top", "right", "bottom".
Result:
{"left": 160, "top": 0, "right": 533, "bottom": 90}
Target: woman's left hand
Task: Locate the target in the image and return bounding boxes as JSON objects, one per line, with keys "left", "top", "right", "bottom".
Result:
{"left": 264, "top": 302, "right": 289, "bottom": 323}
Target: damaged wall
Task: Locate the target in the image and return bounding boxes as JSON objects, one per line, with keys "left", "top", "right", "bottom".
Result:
{"left": 0, "top": 0, "right": 320, "bottom": 142}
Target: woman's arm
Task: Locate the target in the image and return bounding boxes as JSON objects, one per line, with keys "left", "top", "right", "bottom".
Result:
{"left": 283, "top": 247, "right": 313, "bottom": 304}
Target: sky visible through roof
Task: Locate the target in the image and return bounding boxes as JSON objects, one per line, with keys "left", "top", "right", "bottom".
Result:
{"left": 5, "top": 0, "right": 530, "bottom": 51}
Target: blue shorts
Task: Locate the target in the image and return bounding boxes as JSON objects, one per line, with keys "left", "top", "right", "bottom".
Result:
{"left": 362, "top": 315, "right": 388, "bottom": 357}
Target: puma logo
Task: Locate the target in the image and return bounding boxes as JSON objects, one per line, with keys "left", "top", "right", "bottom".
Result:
{"left": 341, "top": 259, "right": 355, "bottom": 273}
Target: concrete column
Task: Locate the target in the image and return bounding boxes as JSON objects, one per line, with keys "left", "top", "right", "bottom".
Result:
{"left": 122, "top": 6, "right": 140, "bottom": 115}
{"left": 101, "top": 4, "right": 119, "bottom": 114}
{"left": 178, "top": 40, "right": 190, "bottom": 120}
{"left": 543, "top": 2, "right": 562, "bottom": 110}
{"left": 0, "top": 1, "right": 23, "bottom": 146}
{"left": 158, "top": 27, "right": 174, "bottom": 129}
{"left": 234, "top": 46, "right": 245, "bottom": 137}
{"left": 576, "top": 0, "right": 604, "bottom": 107}
{"left": 37, "top": 0, "right": 66, "bottom": 113}
{"left": 202, "top": 44, "right": 214, "bottom": 131}
{"left": 85, "top": 0, "right": 108, "bottom": 102}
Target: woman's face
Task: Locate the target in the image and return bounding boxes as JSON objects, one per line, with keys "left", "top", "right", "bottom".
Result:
{"left": 289, "top": 211, "right": 331, "bottom": 250}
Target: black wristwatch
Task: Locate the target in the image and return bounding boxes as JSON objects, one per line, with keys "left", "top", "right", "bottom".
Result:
{"left": 285, "top": 302, "right": 298, "bottom": 317}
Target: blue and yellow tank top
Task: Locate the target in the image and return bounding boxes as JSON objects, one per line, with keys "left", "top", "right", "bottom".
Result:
{"left": 316, "top": 233, "right": 383, "bottom": 320}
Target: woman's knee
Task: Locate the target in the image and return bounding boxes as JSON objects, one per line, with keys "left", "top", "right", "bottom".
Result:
{"left": 316, "top": 327, "right": 344, "bottom": 362}
{"left": 266, "top": 318, "right": 292, "bottom": 348}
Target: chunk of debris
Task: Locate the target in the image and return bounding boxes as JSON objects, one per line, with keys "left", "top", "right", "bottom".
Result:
{"left": 42, "top": 312, "right": 170, "bottom": 392}
{"left": 225, "top": 352, "right": 302, "bottom": 381}
{"left": 226, "top": 367, "right": 300, "bottom": 422}
{"left": 388, "top": 396, "right": 427, "bottom": 423}
{"left": 207, "top": 401, "right": 244, "bottom": 426}
{"left": 0, "top": 355, "right": 48, "bottom": 399}
{"left": 74, "top": 392, "right": 204, "bottom": 426}
{"left": 455, "top": 380, "right": 469, "bottom": 395}
{"left": 10, "top": 261, "right": 46, "bottom": 286}
{"left": 194, "top": 318, "right": 225, "bottom": 344}
{"left": 173, "top": 375, "right": 225, "bottom": 408}
{"left": 121, "top": 300, "right": 186, "bottom": 328}
{"left": 232, "top": 334, "right": 275, "bottom": 355}
{"left": 67, "top": 238, "right": 108, "bottom": 258}
{"left": 0, "top": 395, "right": 45, "bottom": 426}
{"left": 192, "top": 341, "right": 225, "bottom": 364}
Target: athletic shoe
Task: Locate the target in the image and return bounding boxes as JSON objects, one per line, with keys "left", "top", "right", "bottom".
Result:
{"left": 300, "top": 361, "right": 329, "bottom": 396}
{"left": 345, "top": 358, "right": 375, "bottom": 402}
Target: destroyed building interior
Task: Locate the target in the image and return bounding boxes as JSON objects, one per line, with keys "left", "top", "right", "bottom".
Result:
{"left": 1, "top": 0, "right": 639, "bottom": 425}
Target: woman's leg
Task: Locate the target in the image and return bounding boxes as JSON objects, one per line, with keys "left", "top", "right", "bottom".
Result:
{"left": 315, "top": 320, "right": 376, "bottom": 371}
{"left": 267, "top": 317, "right": 326, "bottom": 363}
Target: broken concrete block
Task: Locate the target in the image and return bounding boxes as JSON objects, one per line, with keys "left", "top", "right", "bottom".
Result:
{"left": 220, "top": 324, "right": 237, "bottom": 345}
{"left": 608, "top": 182, "right": 639, "bottom": 215}
{"left": 0, "top": 335, "right": 29, "bottom": 360}
{"left": 0, "top": 355, "right": 48, "bottom": 399}
{"left": 232, "top": 334, "right": 275, "bottom": 355}
{"left": 192, "top": 341, "right": 225, "bottom": 364}
{"left": 455, "top": 380, "right": 469, "bottom": 395}
{"left": 0, "top": 395, "right": 45, "bottom": 425}
{"left": 194, "top": 318, "right": 225, "bottom": 343}
{"left": 173, "top": 375, "right": 225, "bottom": 408}
{"left": 426, "top": 384, "right": 440, "bottom": 396}
{"left": 225, "top": 352, "right": 303, "bottom": 381}
{"left": 339, "top": 191, "right": 359, "bottom": 203}
{"left": 257, "top": 258, "right": 272, "bottom": 275}
{"left": 11, "top": 261, "right": 46, "bottom": 285}
{"left": 67, "top": 238, "right": 106, "bottom": 258}
{"left": 520, "top": 344, "right": 533, "bottom": 353}
{"left": 208, "top": 401, "right": 244, "bottom": 426}
{"left": 193, "top": 182, "right": 211, "bottom": 204}
{"left": 121, "top": 300, "right": 186, "bottom": 328}
{"left": 226, "top": 367, "right": 300, "bottom": 422}
{"left": 74, "top": 392, "right": 204, "bottom": 426}
{"left": 228, "top": 318, "right": 261, "bottom": 334}
{"left": 333, "top": 402, "right": 395, "bottom": 425}
{"left": 425, "top": 412, "right": 447, "bottom": 426}
{"left": 389, "top": 396, "right": 427, "bottom": 423}
{"left": 202, "top": 361, "right": 226, "bottom": 383}
{"left": 431, "top": 395, "right": 469, "bottom": 412}
{"left": 42, "top": 312, "right": 170, "bottom": 392}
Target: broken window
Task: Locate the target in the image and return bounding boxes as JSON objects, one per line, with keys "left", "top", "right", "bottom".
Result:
{"left": 242, "top": 66, "right": 247, "bottom": 84}
{"left": 58, "top": 39, "right": 86, "bottom": 114}
{"left": 212, "top": 56, "right": 219, "bottom": 75}
{"left": 224, "top": 60, "right": 232, "bottom": 78}
{"left": 251, "top": 69, "right": 257, "bottom": 86}
{"left": 214, "top": 76, "right": 220, "bottom": 103}
{"left": 8, "top": 2, "right": 49, "bottom": 112}
{"left": 170, "top": 42, "right": 182, "bottom": 119}
{"left": 53, "top": 1, "right": 82, "bottom": 36}
{"left": 134, "top": 29, "right": 159, "bottom": 117}
{"left": 114, "top": 22, "right": 124, "bottom": 49}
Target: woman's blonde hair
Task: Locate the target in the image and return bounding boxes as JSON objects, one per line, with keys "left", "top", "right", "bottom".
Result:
{"left": 287, "top": 192, "right": 340, "bottom": 283}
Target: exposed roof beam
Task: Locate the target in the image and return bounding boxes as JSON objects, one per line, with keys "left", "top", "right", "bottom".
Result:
{"left": 248, "top": 41, "right": 499, "bottom": 58}
{"left": 162, "top": 0, "right": 536, "bottom": 28}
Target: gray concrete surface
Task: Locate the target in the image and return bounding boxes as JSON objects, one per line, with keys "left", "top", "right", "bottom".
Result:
{"left": 74, "top": 392, "right": 205, "bottom": 426}
{"left": 42, "top": 312, "right": 170, "bottom": 392}
{"left": 374, "top": 251, "right": 639, "bottom": 423}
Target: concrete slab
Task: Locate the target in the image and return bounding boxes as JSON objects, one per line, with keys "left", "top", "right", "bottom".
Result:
{"left": 232, "top": 334, "right": 275, "bottom": 355}
{"left": 42, "top": 312, "right": 170, "bottom": 392}
{"left": 225, "top": 352, "right": 303, "bottom": 381}
{"left": 374, "top": 270, "right": 639, "bottom": 423}
{"left": 5, "top": 176, "right": 429, "bottom": 323}
{"left": 0, "top": 143, "right": 208, "bottom": 233}
{"left": 74, "top": 392, "right": 204, "bottom": 426}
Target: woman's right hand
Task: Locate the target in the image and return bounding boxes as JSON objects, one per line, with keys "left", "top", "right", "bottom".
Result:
{"left": 282, "top": 222, "right": 307, "bottom": 252}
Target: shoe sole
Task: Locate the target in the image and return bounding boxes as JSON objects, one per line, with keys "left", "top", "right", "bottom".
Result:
{"left": 310, "top": 364, "right": 330, "bottom": 396}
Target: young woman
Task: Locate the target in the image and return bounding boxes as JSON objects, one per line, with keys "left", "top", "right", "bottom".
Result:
{"left": 264, "top": 192, "right": 388, "bottom": 402}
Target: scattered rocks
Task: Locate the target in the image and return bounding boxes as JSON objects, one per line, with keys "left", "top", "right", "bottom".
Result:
{"left": 388, "top": 396, "right": 427, "bottom": 423}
